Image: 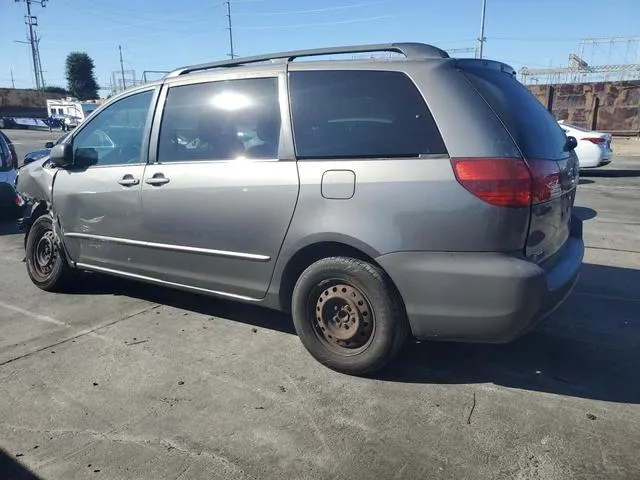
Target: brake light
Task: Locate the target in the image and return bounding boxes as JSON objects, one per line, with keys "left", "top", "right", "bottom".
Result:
{"left": 582, "top": 137, "right": 606, "bottom": 144}
{"left": 451, "top": 157, "right": 561, "bottom": 207}
{"left": 15, "top": 193, "right": 25, "bottom": 207}
{"left": 451, "top": 157, "right": 531, "bottom": 207}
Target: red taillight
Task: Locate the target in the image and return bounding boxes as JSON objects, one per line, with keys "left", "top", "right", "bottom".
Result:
{"left": 451, "top": 157, "right": 531, "bottom": 207}
{"left": 528, "top": 159, "right": 561, "bottom": 203}
{"left": 582, "top": 137, "right": 606, "bottom": 144}
{"left": 451, "top": 157, "right": 561, "bottom": 207}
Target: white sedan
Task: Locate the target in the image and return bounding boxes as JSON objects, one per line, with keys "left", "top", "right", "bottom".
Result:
{"left": 558, "top": 121, "right": 613, "bottom": 168}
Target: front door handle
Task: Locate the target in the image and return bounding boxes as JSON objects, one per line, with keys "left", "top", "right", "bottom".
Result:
{"left": 118, "top": 174, "right": 139, "bottom": 187}
{"left": 145, "top": 173, "right": 170, "bottom": 186}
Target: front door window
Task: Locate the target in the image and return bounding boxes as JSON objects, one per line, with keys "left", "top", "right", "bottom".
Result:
{"left": 72, "top": 90, "right": 153, "bottom": 167}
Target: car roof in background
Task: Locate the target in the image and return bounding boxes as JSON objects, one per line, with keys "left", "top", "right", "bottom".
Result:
{"left": 558, "top": 121, "right": 591, "bottom": 133}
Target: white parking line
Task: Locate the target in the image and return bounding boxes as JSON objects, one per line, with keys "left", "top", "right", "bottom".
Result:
{"left": 582, "top": 184, "right": 639, "bottom": 190}
{"left": 0, "top": 300, "right": 68, "bottom": 327}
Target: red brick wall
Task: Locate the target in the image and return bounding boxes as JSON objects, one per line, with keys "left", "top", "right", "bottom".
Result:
{"left": 0, "top": 88, "right": 66, "bottom": 118}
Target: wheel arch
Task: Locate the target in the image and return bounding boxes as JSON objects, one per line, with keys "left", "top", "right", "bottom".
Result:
{"left": 275, "top": 238, "right": 404, "bottom": 314}
{"left": 23, "top": 201, "right": 49, "bottom": 249}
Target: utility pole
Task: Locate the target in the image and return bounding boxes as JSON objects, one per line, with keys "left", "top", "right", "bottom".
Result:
{"left": 15, "top": 0, "right": 48, "bottom": 89}
{"left": 10, "top": 70, "right": 16, "bottom": 89}
{"left": 119, "top": 45, "right": 126, "bottom": 90}
{"left": 36, "top": 35, "right": 45, "bottom": 87}
{"left": 225, "top": 1, "right": 235, "bottom": 59}
{"left": 476, "top": 0, "right": 487, "bottom": 59}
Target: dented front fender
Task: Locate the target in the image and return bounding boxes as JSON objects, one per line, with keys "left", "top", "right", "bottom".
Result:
{"left": 16, "top": 158, "right": 57, "bottom": 204}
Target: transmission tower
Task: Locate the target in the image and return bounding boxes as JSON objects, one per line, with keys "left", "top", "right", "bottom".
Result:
{"left": 520, "top": 36, "right": 640, "bottom": 84}
{"left": 15, "top": 0, "right": 48, "bottom": 90}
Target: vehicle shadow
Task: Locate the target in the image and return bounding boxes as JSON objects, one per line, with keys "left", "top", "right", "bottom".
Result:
{"left": 578, "top": 178, "right": 594, "bottom": 185}
{"left": 71, "top": 262, "right": 639, "bottom": 403}
{"left": 572, "top": 206, "right": 597, "bottom": 221}
{"left": 0, "top": 448, "right": 41, "bottom": 480}
{"left": 581, "top": 169, "right": 640, "bottom": 178}
{"left": 0, "top": 219, "right": 20, "bottom": 237}
{"left": 71, "top": 273, "right": 296, "bottom": 335}
{"left": 380, "top": 262, "right": 640, "bottom": 404}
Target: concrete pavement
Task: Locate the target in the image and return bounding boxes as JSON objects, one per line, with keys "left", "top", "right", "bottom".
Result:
{"left": 0, "top": 130, "right": 639, "bottom": 479}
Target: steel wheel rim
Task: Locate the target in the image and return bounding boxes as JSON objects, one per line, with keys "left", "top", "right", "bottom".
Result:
{"left": 33, "top": 230, "right": 58, "bottom": 278}
{"left": 312, "top": 282, "right": 375, "bottom": 355}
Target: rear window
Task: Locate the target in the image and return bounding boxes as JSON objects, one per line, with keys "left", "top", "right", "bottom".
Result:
{"left": 289, "top": 70, "right": 446, "bottom": 159}
{"left": 463, "top": 67, "right": 568, "bottom": 161}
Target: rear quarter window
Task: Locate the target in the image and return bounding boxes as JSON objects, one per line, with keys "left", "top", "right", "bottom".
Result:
{"left": 289, "top": 70, "right": 446, "bottom": 159}
{"left": 463, "top": 67, "right": 568, "bottom": 161}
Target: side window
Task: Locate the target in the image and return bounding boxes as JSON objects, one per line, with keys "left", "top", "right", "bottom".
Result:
{"left": 72, "top": 90, "right": 153, "bottom": 167}
{"left": 290, "top": 70, "right": 447, "bottom": 159}
{"left": 157, "top": 77, "right": 280, "bottom": 163}
{"left": 0, "top": 137, "right": 9, "bottom": 170}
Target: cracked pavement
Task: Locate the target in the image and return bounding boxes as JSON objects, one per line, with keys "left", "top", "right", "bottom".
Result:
{"left": 1, "top": 132, "right": 640, "bottom": 479}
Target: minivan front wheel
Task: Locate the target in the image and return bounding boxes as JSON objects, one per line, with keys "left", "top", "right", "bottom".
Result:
{"left": 25, "top": 215, "right": 73, "bottom": 291}
{"left": 292, "top": 257, "right": 408, "bottom": 375}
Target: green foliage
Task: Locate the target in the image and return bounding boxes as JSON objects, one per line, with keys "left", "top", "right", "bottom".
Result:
{"left": 65, "top": 52, "right": 100, "bottom": 100}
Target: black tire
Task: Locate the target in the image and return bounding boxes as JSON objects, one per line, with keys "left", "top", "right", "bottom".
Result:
{"left": 25, "top": 215, "right": 74, "bottom": 292}
{"left": 291, "top": 257, "right": 409, "bottom": 376}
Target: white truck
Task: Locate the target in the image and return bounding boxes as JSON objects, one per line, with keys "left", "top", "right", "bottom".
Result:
{"left": 46, "top": 97, "right": 100, "bottom": 129}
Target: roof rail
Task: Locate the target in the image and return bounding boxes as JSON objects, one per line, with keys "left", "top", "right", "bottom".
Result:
{"left": 165, "top": 42, "right": 449, "bottom": 78}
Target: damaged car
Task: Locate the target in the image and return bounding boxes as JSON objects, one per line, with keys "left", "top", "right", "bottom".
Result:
{"left": 16, "top": 42, "right": 584, "bottom": 375}
{"left": 0, "top": 130, "right": 22, "bottom": 219}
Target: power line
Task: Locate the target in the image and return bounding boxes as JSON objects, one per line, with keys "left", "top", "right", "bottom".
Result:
{"left": 234, "top": 0, "right": 393, "bottom": 16}
{"left": 236, "top": 14, "right": 397, "bottom": 30}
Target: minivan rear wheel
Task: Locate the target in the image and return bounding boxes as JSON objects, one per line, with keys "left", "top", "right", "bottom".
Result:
{"left": 25, "top": 215, "right": 74, "bottom": 292}
{"left": 292, "top": 257, "right": 408, "bottom": 375}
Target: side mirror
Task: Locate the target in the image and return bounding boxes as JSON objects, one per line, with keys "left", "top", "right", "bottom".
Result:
{"left": 49, "top": 143, "right": 73, "bottom": 168}
{"left": 564, "top": 136, "right": 577, "bottom": 152}
{"left": 45, "top": 141, "right": 55, "bottom": 149}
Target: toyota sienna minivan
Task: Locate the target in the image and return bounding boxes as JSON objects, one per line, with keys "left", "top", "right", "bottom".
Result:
{"left": 16, "top": 43, "right": 584, "bottom": 375}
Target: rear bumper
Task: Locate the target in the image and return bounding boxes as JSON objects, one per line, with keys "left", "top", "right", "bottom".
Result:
{"left": 579, "top": 145, "right": 612, "bottom": 168}
{"left": 376, "top": 217, "right": 584, "bottom": 343}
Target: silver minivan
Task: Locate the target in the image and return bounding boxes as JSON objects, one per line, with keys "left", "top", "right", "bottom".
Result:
{"left": 16, "top": 43, "right": 584, "bottom": 375}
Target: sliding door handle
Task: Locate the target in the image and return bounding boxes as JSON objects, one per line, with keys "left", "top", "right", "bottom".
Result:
{"left": 118, "top": 175, "right": 140, "bottom": 187}
{"left": 145, "top": 173, "right": 170, "bottom": 186}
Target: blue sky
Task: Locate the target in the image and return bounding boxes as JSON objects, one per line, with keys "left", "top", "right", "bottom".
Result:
{"left": 1, "top": 0, "right": 638, "bottom": 95}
